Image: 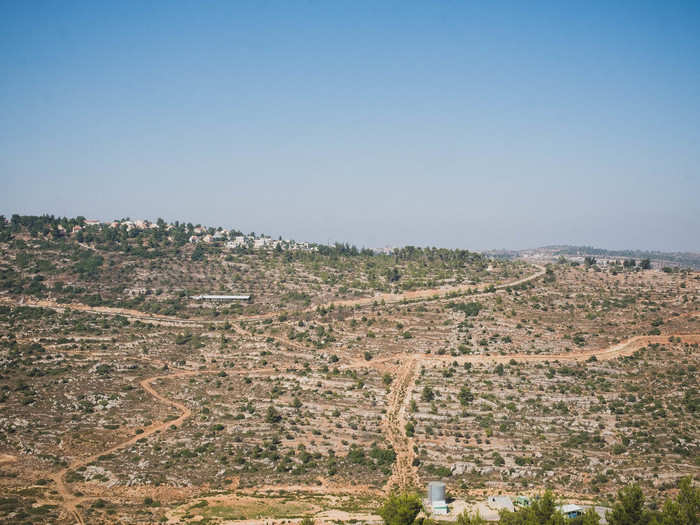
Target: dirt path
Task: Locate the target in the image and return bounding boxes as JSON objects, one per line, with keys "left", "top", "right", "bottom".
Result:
{"left": 425, "top": 333, "right": 700, "bottom": 366}
{"left": 383, "top": 357, "right": 420, "bottom": 492}
{"left": 0, "top": 297, "right": 200, "bottom": 326}
{"left": 0, "top": 265, "right": 546, "bottom": 326}
{"left": 239, "top": 481, "right": 380, "bottom": 495}
{"left": 36, "top": 282, "right": 695, "bottom": 521}
{"left": 19, "top": 262, "right": 697, "bottom": 521}
{"left": 0, "top": 454, "right": 17, "bottom": 464}
{"left": 52, "top": 366, "right": 272, "bottom": 523}
{"left": 52, "top": 369, "right": 209, "bottom": 524}
{"left": 375, "top": 331, "right": 699, "bottom": 497}
{"left": 293, "top": 265, "right": 547, "bottom": 313}
{"left": 235, "top": 323, "right": 393, "bottom": 372}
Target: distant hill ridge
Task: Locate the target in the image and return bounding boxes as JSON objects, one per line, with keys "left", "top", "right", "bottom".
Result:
{"left": 513, "top": 245, "right": 700, "bottom": 269}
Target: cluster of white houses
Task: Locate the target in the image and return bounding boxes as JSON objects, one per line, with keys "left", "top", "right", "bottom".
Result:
{"left": 220, "top": 235, "right": 314, "bottom": 251}
{"left": 188, "top": 229, "right": 315, "bottom": 251}
{"left": 58, "top": 219, "right": 163, "bottom": 235}
{"left": 72, "top": 218, "right": 316, "bottom": 252}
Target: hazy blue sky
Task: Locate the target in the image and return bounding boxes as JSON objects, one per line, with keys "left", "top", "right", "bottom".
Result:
{"left": 2, "top": 1, "right": 699, "bottom": 251}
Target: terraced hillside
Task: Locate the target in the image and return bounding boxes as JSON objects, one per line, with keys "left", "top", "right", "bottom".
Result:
{"left": 0, "top": 216, "right": 698, "bottom": 524}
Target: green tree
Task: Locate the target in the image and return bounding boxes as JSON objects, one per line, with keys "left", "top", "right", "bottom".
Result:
{"left": 545, "top": 265, "right": 556, "bottom": 282}
{"left": 499, "top": 491, "right": 566, "bottom": 525}
{"left": 405, "top": 421, "right": 415, "bottom": 437}
{"left": 458, "top": 386, "right": 474, "bottom": 406}
{"left": 456, "top": 509, "right": 486, "bottom": 525}
{"left": 386, "top": 267, "right": 401, "bottom": 283}
{"left": 378, "top": 492, "right": 423, "bottom": 525}
{"left": 191, "top": 244, "right": 205, "bottom": 261}
{"left": 658, "top": 476, "right": 699, "bottom": 525}
{"left": 607, "top": 484, "right": 651, "bottom": 525}
{"left": 571, "top": 508, "right": 600, "bottom": 525}
{"left": 534, "top": 491, "right": 563, "bottom": 524}
{"left": 659, "top": 500, "right": 685, "bottom": 525}
{"left": 676, "top": 476, "right": 700, "bottom": 525}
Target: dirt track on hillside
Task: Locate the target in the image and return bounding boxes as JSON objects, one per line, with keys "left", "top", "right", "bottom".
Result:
{"left": 374, "top": 331, "right": 700, "bottom": 498}
{"left": 52, "top": 368, "right": 276, "bottom": 524}
{"left": 0, "top": 265, "right": 546, "bottom": 326}
{"left": 383, "top": 358, "right": 420, "bottom": 491}
{"left": 13, "top": 264, "right": 696, "bottom": 522}
{"left": 52, "top": 370, "right": 209, "bottom": 524}
{"left": 426, "top": 333, "right": 700, "bottom": 366}
{"left": 49, "top": 328, "right": 699, "bottom": 522}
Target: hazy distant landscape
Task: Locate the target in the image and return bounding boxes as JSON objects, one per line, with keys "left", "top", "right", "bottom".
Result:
{"left": 488, "top": 246, "right": 700, "bottom": 270}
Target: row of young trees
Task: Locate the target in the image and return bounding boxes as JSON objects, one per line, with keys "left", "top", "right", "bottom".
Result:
{"left": 580, "top": 256, "right": 652, "bottom": 269}
{"left": 378, "top": 478, "right": 698, "bottom": 525}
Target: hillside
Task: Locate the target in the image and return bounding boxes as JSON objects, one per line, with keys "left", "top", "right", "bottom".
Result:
{"left": 0, "top": 215, "right": 515, "bottom": 318}
{"left": 0, "top": 215, "right": 698, "bottom": 524}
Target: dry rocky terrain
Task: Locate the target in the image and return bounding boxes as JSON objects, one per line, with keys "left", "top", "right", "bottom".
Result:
{"left": 0, "top": 216, "right": 697, "bottom": 524}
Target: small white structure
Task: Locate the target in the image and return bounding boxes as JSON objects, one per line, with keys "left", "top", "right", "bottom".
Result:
{"left": 428, "top": 481, "right": 448, "bottom": 515}
{"left": 432, "top": 500, "right": 448, "bottom": 515}
{"left": 558, "top": 504, "right": 584, "bottom": 519}
{"left": 254, "top": 237, "right": 273, "bottom": 249}
{"left": 226, "top": 236, "right": 247, "bottom": 249}
{"left": 488, "top": 496, "right": 514, "bottom": 512}
{"left": 192, "top": 295, "right": 251, "bottom": 302}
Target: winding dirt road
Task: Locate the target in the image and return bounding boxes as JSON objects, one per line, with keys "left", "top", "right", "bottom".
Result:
{"left": 378, "top": 332, "right": 700, "bottom": 497}
{"left": 426, "top": 333, "right": 700, "bottom": 366}
{"left": 0, "top": 265, "right": 546, "bottom": 327}
{"left": 50, "top": 329, "right": 698, "bottom": 522}
{"left": 53, "top": 367, "right": 276, "bottom": 523}
{"left": 383, "top": 358, "right": 420, "bottom": 491}
{"left": 52, "top": 370, "right": 209, "bottom": 524}
{"left": 11, "top": 262, "right": 695, "bottom": 521}
{"left": 301, "top": 265, "right": 546, "bottom": 312}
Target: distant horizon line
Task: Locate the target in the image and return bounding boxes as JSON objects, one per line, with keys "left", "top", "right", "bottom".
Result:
{"left": 3, "top": 211, "right": 699, "bottom": 257}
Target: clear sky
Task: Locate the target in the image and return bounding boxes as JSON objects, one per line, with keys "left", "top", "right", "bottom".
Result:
{"left": 2, "top": 1, "right": 699, "bottom": 251}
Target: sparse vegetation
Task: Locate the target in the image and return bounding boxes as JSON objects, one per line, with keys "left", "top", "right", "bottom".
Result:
{"left": 0, "top": 215, "right": 697, "bottom": 523}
